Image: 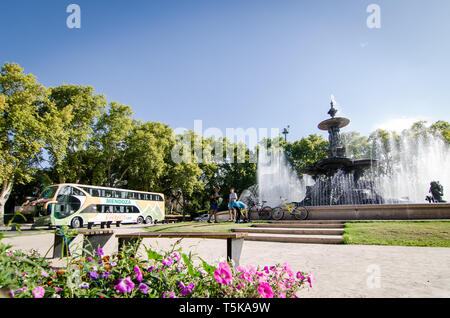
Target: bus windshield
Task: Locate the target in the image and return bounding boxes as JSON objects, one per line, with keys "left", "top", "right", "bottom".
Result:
{"left": 41, "top": 186, "right": 58, "bottom": 199}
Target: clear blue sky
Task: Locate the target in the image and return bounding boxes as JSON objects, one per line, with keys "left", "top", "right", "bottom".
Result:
{"left": 1, "top": 0, "right": 449, "bottom": 141}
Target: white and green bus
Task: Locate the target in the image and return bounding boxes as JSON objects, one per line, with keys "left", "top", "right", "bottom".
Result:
{"left": 29, "top": 184, "right": 165, "bottom": 228}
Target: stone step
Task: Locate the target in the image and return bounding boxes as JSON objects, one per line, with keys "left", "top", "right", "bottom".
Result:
{"left": 244, "top": 233, "right": 344, "bottom": 244}
{"left": 232, "top": 227, "right": 345, "bottom": 236}
{"left": 268, "top": 220, "right": 346, "bottom": 224}
{"left": 252, "top": 223, "right": 345, "bottom": 229}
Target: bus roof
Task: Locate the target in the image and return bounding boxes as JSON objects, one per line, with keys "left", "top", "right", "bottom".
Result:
{"left": 47, "top": 183, "right": 164, "bottom": 196}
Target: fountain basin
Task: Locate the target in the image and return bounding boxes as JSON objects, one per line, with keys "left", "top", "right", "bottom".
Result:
{"left": 250, "top": 203, "right": 450, "bottom": 221}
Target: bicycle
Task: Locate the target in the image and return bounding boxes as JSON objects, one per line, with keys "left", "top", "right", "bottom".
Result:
{"left": 247, "top": 199, "right": 273, "bottom": 220}
{"left": 271, "top": 198, "right": 309, "bottom": 221}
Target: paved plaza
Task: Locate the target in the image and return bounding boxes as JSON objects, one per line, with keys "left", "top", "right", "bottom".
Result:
{"left": 2, "top": 225, "right": 450, "bottom": 298}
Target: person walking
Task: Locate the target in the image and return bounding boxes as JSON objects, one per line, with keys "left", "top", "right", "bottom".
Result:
{"left": 208, "top": 186, "right": 221, "bottom": 223}
{"left": 228, "top": 188, "right": 238, "bottom": 222}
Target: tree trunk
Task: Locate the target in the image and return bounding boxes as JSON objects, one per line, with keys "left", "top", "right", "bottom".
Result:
{"left": 0, "top": 181, "right": 13, "bottom": 227}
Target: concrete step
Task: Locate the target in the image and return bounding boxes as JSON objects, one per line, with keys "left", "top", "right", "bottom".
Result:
{"left": 244, "top": 233, "right": 344, "bottom": 244}
{"left": 232, "top": 227, "right": 345, "bottom": 236}
{"left": 268, "top": 220, "right": 346, "bottom": 224}
{"left": 252, "top": 223, "right": 345, "bottom": 229}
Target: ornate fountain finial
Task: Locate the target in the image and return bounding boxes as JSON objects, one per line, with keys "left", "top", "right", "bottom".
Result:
{"left": 328, "top": 95, "right": 338, "bottom": 118}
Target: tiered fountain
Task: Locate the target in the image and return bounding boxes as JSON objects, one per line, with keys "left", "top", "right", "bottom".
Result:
{"left": 299, "top": 99, "right": 384, "bottom": 206}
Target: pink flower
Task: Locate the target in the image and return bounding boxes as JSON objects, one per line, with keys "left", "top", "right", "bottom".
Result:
{"left": 246, "top": 265, "right": 257, "bottom": 275}
{"left": 277, "top": 291, "right": 286, "bottom": 298}
{"left": 138, "top": 283, "right": 150, "bottom": 294}
{"left": 277, "top": 281, "right": 287, "bottom": 291}
{"left": 162, "top": 257, "right": 173, "bottom": 267}
{"left": 32, "top": 286, "right": 45, "bottom": 298}
{"left": 40, "top": 270, "right": 49, "bottom": 277}
{"left": 256, "top": 271, "right": 266, "bottom": 283}
{"left": 115, "top": 277, "right": 135, "bottom": 293}
{"left": 214, "top": 262, "right": 233, "bottom": 285}
{"left": 173, "top": 253, "right": 180, "bottom": 263}
{"left": 134, "top": 265, "right": 143, "bottom": 283}
{"left": 257, "top": 282, "right": 274, "bottom": 298}
{"left": 282, "top": 262, "right": 294, "bottom": 278}
{"left": 161, "top": 290, "right": 178, "bottom": 298}
{"left": 179, "top": 282, "right": 195, "bottom": 296}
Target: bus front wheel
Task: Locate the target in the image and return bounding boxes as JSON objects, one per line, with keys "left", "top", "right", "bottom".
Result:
{"left": 71, "top": 217, "right": 83, "bottom": 229}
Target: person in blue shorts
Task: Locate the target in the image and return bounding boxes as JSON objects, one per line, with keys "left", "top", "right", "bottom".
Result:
{"left": 208, "top": 186, "right": 221, "bottom": 223}
{"left": 230, "top": 200, "right": 249, "bottom": 224}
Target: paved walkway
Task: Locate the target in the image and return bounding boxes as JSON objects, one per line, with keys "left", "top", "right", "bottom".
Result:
{"left": 2, "top": 228, "right": 450, "bottom": 298}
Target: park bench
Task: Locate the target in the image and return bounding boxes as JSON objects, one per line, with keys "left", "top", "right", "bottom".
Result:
{"left": 53, "top": 228, "right": 114, "bottom": 258}
{"left": 116, "top": 232, "right": 248, "bottom": 266}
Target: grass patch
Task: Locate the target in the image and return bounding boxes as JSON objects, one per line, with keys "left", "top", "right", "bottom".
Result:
{"left": 145, "top": 221, "right": 256, "bottom": 233}
{"left": 343, "top": 221, "right": 450, "bottom": 247}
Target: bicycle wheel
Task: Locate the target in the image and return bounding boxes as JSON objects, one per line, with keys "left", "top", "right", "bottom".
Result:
{"left": 258, "top": 206, "right": 272, "bottom": 220}
{"left": 271, "top": 207, "right": 284, "bottom": 220}
{"left": 292, "top": 206, "right": 308, "bottom": 220}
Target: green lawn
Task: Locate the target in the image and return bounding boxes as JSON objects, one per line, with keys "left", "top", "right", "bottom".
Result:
{"left": 343, "top": 221, "right": 450, "bottom": 247}
{"left": 145, "top": 221, "right": 258, "bottom": 233}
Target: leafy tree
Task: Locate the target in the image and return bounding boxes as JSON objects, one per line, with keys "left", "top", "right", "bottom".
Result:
{"left": 89, "top": 102, "right": 134, "bottom": 187}
{"left": 283, "top": 134, "right": 328, "bottom": 176}
{"left": 47, "top": 84, "right": 107, "bottom": 183}
{"left": 430, "top": 120, "right": 450, "bottom": 144}
{"left": 124, "top": 121, "right": 173, "bottom": 192}
{"left": 0, "top": 63, "right": 48, "bottom": 224}
{"left": 341, "top": 131, "right": 370, "bottom": 159}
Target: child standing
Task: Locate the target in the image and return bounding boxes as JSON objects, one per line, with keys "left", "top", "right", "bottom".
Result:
{"left": 228, "top": 188, "right": 238, "bottom": 222}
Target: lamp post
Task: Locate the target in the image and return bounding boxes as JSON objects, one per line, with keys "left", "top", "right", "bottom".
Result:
{"left": 282, "top": 125, "right": 290, "bottom": 142}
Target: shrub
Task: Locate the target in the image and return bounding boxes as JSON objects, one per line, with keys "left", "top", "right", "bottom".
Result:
{"left": 0, "top": 242, "right": 313, "bottom": 298}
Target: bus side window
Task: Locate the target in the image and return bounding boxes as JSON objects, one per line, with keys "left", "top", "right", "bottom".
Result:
{"left": 105, "top": 190, "right": 112, "bottom": 198}
{"left": 127, "top": 192, "right": 134, "bottom": 199}
{"left": 133, "top": 206, "right": 140, "bottom": 213}
{"left": 81, "top": 205, "right": 97, "bottom": 213}
{"left": 72, "top": 187, "right": 85, "bottom": 196}
{"left": 120, "top": 191, "right": 127, "bottom": 199}
{"left": 58, "top": 186, "right": 72, "bottom": 196}
{"left": 113, "top": 191, "right": 120, "bottom": 198}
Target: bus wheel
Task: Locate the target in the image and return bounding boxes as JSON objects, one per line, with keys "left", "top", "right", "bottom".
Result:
{"left": 145, "top": 216, "right": 153, "bottom": 224}
{"left": 137, "top": 216, "right": 144, "bottom": 224}
{"left": 71, "top": 217, "right": 83, "bottom": 229}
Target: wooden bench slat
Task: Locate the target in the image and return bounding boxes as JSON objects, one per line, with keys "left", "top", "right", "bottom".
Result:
{"left": 116, "top": 232, "right": 248, "bottom": 240}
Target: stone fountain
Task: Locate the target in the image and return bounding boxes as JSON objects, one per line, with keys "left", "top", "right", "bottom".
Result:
{"left": 300, "top": 98, "right": 384, "bottom": 206}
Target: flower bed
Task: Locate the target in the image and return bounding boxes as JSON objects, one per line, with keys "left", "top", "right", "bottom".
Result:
{"left": 0, "top": 242, "right": 313, "bottom": 298}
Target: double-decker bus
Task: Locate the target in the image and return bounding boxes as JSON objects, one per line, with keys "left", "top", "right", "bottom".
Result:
{"left": 29, "top": 184, "right": 165, "bottom": 228}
